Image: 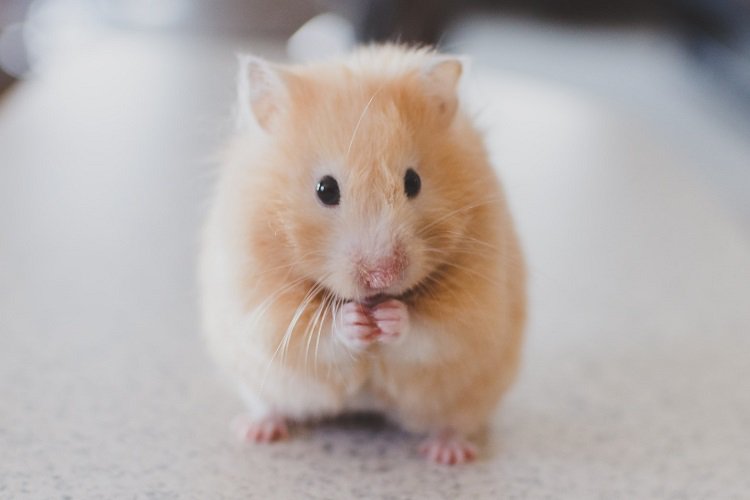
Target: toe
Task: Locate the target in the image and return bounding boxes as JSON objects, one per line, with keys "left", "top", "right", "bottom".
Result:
{"left": 232, "top": 415, "right": 288, "bottom": 444}
{"left": 419, "top": 434, "right": 478, "bottom": 465}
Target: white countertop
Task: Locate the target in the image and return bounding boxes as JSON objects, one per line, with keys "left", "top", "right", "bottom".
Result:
{"left": 1, "top": 33, "right": 749, "bottom": 499}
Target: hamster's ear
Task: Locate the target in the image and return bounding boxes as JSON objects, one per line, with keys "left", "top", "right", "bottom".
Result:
{"left": 420, "top": 56, "right": 465, "bottom": 126}
{"left": 236, "top": 54, "right": 290, "bottom": 131}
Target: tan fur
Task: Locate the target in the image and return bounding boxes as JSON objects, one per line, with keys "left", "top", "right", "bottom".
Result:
{"left": 200, "top": 45, "right": 525, "bottom": 437}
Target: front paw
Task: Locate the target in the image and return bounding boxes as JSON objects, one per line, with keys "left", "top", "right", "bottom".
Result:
{"left": 370, "top": 299, "right": 409, "bottom": 344}
{"left": 335, "top": 302, "right": 379, "bottom": 352}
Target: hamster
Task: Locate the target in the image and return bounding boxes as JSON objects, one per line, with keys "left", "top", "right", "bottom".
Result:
{"left": 199, "top": 44, "right": 526, "bottom": 465}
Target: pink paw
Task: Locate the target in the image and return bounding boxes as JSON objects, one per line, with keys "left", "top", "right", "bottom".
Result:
{"left": 418, "top": 432, "right": 477, "bottom": 465}
{"left": 231, "top": 414, "right": 289, "bottom": 444}
{"left": 370, "top": 299, "right": 409, "bottom": 344}
{"left": 335, "top": 302, "right": 379, "bottom": 351}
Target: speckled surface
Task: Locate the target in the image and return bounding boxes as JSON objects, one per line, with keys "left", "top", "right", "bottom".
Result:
{"left": 1, "top": 35, "right": 749, "bottom": 499}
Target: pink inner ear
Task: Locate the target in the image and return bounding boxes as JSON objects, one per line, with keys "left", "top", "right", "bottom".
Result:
{"left": 424, "top": 58, "right": 463, "bottom": 92}
{"left": 250, "top": 91, "right": 277, "bottom": 130}
{"left": 421, "top": 58, "right": 462, "bottom": 124}
{"left": 247, "top": 67, "right": 271, "bottom": 100}
{"left": 427, "top": 91, "right": 458, "bottom": 126}
{"left": 240, "top": 56, "right": 285, "bottom": 131}
{"left": 247, "top": 64, "right": 277, "bottom": 129}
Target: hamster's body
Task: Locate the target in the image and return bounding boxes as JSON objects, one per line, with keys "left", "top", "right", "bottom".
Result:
{"left": 200, "top": 45, "right": 525, "bottom": 464}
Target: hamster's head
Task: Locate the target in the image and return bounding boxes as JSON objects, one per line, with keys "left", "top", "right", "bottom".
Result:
{"left": 239, "top": 47, "right": 492, "bottom": 302}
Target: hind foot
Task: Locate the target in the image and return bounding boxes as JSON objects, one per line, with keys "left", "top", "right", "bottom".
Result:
{"left": 231, "top": 414, "right": 289, "bottom": 444}
{"left": 418, "top": 430, "right": 477, "bottom": 465}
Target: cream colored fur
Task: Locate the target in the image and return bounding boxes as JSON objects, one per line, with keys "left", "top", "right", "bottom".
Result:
{"left": 200, "top": 44, "right": 525, "bottom": 441}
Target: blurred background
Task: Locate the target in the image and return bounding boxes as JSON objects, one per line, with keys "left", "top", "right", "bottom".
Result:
{"left": 0, "top": 0, "right": 750, "bottom": 500}
{"left": 2, "top": 1, "right": 750, "bottom": 497}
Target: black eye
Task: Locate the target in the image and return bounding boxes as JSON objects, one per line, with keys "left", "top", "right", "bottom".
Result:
{"left": 404, "top": 168, "right": 421, "bottom": 199}
{"left": 316, "top": 175, "right": 340, "bottom": 206}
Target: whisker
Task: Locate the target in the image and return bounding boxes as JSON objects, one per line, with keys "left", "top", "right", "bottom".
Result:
{"left": 303, "top": 291, "right": 326, "bottom": 375}
{"left": 280, "top": 281, "right": 323, "bottom": 367}
{"left": 314, "top": 293, "right": 335, "bottom": 378}
{"left": 303, "top": 280, "right": 335, "bottom": 376}
{"left": 257, "top": 277, "right": 311, "bottom": 390}
{"left": 417, "top": 197, "right": 502, "bottom": 235}
{"left": 251, "top": 250, "right": 327, "bottom": 278}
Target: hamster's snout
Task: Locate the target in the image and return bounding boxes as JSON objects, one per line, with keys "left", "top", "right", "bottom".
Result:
{"left": 356, "top": 246, "right": 407, "bottom": 291}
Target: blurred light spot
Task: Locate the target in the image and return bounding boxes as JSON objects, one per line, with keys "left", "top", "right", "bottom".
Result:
{"left": 0, "top": 23, "right": 29, "bottom": 77}
{"left": 97, "top": 0, "right": 190, "bottom": 28}
{"left": 287, "top": 13, "right": 354, "bottom": 63}
{"left": 24, "top": 0, "right": 105, "bottom": 72}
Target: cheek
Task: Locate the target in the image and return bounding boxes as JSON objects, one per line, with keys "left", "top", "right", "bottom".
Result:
{"left": 285, "top": 210, "right": 332, "bottom": 269}
{"left": 416, "top": 205, "right": 467, "bottom": 259}
{"left": 404, "top": 237, "right": 430, "bottom": 281}
{"left": 290, "top": 212, "right": 362, "bottom": 291}
{"left": 389, "top": 211, "right": 434, "bottom": 284}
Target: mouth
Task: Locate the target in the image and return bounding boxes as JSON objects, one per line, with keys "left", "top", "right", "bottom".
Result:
{"left": 361, "top": 292, "right": 390, "bottom": 306}
{"left": 338, "top": 271, "right": 432, "bottom": 305}
{"left": 324, "top": 286, "right": 398, "bottom": 306}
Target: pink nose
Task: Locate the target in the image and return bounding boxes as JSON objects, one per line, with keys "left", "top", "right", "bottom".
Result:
{"left": 359, "top": 253, "right": 407, "bottom": 290}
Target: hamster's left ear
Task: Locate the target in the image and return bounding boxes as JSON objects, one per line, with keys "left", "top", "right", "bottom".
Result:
{"left": 420, "top": 56, "right": 466, "bottom": 126}
{"left": 236, "top": 54, "right": 292, "bottom": 131}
